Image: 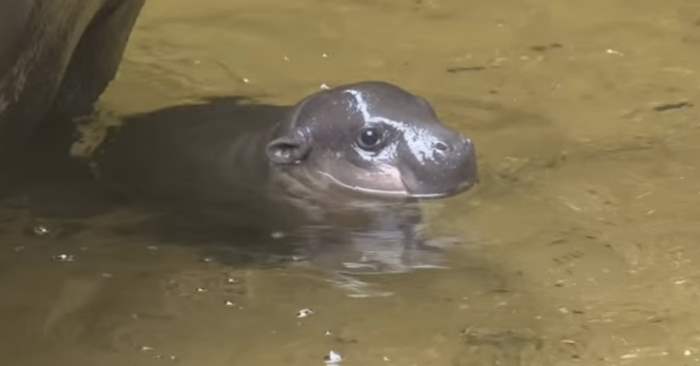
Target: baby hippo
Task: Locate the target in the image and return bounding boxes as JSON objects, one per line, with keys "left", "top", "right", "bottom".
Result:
{"left": 94, "top": 81, "right": 478, "bottom": 214}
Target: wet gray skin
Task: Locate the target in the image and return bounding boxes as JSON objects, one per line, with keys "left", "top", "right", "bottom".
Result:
{"left": 96, "top": 81, "right": 478, "bottom": 214}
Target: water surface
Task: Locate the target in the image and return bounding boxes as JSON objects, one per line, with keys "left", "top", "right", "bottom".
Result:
{"left": 2, "top": 0, "right": 700, "bottom": 365}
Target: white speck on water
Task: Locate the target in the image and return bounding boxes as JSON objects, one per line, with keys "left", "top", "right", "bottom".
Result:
{"left": 270, "top": 231, "right": 286, "bottom": 239}
{"left": 283, "top": 55, "right": 290, "bottom": 61}
{"left": 146, "top": 245, "right": 158, "bottom": 251}
{"left": 196, "top": 287, "right": 207, "bottom": 293}
{"left": 52, "top": 254, "right": 76, "bottom": 262}
{"left": 321, "top": 53, "right": 329, "bottom": 58}
{"left": 606, "top": 48, "right": 624, "bottom": 56}
{"left": 140, "top": 346, "right": 154, "bottom": 352}
{"left": 324, "top": 350, "right": 342, "bottom": 364}
{"left": 320, "top": 83, "right": 331, "bottom": 90}
{"left": 33, "top": 225, "right": 51, "bottom": 236}
{"left": 297, "top": 308, "right": 314, "bottom": 318}
{"left": 242, "top": 77, "right": 250, "bottom": 84}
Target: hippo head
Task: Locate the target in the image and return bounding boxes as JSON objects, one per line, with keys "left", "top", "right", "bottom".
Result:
{"left": 266, "top": 81, "right": 478, "bottom": 199}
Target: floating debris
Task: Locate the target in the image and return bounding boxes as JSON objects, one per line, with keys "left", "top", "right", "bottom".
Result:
{"left": 201, "top": 256, "right": 215, "bottom": 263}
{"left": 146, "top": 245, "right": 159, "bottom": 251}
{"left": 605, "top": 48, "right": 624, "bottom": 56}
{"left": 224, "top": 300, "right": 236, "bottom": 307}
{"left": 100, "top": 272, "right": 114, "bottom": 279}
{"left": 297, "top": 308, "right": 314, "bottom": 318}
{"left": 324, "top": 350, "right": 342, "bottom": 364}
{"left": 530, "top": 43, "right": 563, "bottom": 52}
{"left": 321, "top": 53, "right": 329, "bottom": 58}
{"left": 242, "top": 77, "right": 250, "bottom": 84}
{"left": 52, "top": 253, "right": 76, "bottom": 263}
{"left": 226, "top": 277, "right": 238, "bottom": 284}
{"left": 140, "top": 345, "right": 154, "bottom": 352}
{"left": 652, "top": 101, "right": 693, "bottom": 112}
{"left": 195, "top": 287, "right": 207, "bottom": 293}
{"left": 320, "top": 83, "right": 331, "bottom": 90}
{"left": 446, "top": 66, "right": 486, "bottom": 73}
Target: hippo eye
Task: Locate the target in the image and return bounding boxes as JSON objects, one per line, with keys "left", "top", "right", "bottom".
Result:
{"left": 357, "top": 127, "right": 384, "bottom": 150}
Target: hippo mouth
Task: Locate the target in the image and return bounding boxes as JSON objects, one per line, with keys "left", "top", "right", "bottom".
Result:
{"left": 316, "top": 168, "right": 477, "bottom": 200}
{"left": 317, "top": 170, "right": 411, "bottom": 198}
{"left": 400, "top": 176, "right": 478, "bottom": 199}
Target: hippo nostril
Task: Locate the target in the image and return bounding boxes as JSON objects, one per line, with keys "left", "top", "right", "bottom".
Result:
{"left": 434, "top": 141, "right": 449, "bottom": 152}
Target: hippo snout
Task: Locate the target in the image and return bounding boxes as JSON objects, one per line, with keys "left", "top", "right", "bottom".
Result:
{"left": 400, "top": 134, "right": 478, "bottom": 198}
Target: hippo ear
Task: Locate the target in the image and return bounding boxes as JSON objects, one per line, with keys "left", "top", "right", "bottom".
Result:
{"left": 266, "top": 136, "right": 311, "bottom": 165}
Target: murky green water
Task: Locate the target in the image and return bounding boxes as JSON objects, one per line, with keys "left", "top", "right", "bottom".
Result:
{"left": 3, "top": 0, "right": 700, "bottom": 365}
